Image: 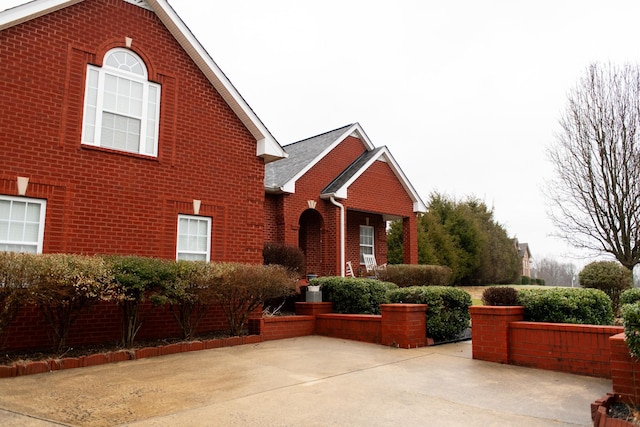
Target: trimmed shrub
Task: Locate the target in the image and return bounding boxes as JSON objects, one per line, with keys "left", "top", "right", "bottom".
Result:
{"left": 377, "top": 264, "right": 452, "bottom": 287}
{"left": 211, "top": 263, "right": 296, "bottom": 335}
{"left": 481, "top": 286, "right": 519, "bottom": 306}
{"left": 622, "top": 302, "right": 640, "bottom": 359}
{"left": 621, "top": 288, "right": 640, "bottom": 305}
{"left": 155, "top": 260, "right": 217, "bottom": 340}
{"left": 387, "top": 286, "right": 471, "bottom": 342}
{"left": 0, "top": 252, "right": 35, "bottom": 346}
{"left": 517, "top": 288, "right": 613, "bottom": 325}
{"left": 103, "top": 255, "right": 178, "bottom": 346}
{"left": 263, "top": 242, "right": 306, "bottom": 279}
{"left": 520, "top": 276, "right": 530, "bottom": 285}
{"left": 579, "top": 261, "right": 632, "bottom": 314}
{"left": 29, "top": 254, "right": 112, "bottom": 351}
{"left": 314, "top": 277, "right": 398, "bottom": 315}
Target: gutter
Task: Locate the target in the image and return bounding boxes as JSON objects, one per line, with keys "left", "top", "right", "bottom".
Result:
{"left": 328, "top": 196, "right": 345, "bottom": 277}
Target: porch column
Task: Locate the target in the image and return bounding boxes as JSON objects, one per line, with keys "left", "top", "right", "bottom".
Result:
{"left": 402, "top": 215, "right": 418, "bottom": 264}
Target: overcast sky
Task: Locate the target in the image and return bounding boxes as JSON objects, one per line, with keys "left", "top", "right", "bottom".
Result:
{"left": 6, "top": 0, "right": 640, "bottom": 269}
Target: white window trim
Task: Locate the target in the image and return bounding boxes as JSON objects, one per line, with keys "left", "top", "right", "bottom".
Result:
{"left": 81, "top": 48, "right": 161, "bottom": 157}
{"left": 0, "top": 195, "right": 46, "bottom": 254}
{"left": 359, "top": 225, "right": 374, "bottom": 265}
{"left": 176, "top": 214, "right": 212, "bottom": 261}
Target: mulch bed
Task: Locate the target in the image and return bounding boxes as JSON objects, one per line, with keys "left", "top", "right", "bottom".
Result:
{"left": 1, "top": 332, "right": 232, "bottom": 366}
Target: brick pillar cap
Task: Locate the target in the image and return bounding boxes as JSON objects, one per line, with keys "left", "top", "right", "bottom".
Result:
{"left": 380, "top": 303, "right": 427, "bottom": 312}
{"left": 469, "top": 305, "right": 524, "bottom": 315}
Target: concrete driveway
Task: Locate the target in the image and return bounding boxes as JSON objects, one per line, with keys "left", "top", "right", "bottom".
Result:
{"left": 0, "top": 336, "right": 609, "bottom": 426}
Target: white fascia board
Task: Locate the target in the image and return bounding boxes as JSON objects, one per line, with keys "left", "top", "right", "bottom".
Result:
{"left": 0, "top": 0, "right": 83, "bottom": 31}
{"left": 141, "top": 0, "right": 287, "bottom": 162}
{"left": 328, "top": 147, "right": 427, "bottom": 213}
{"left": 281, "top": 123, "right": 368, "bottom": 192}
{"left": 350, "top": 123, "right": 375, "bottom": 150}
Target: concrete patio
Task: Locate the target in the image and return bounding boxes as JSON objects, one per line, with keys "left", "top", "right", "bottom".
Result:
{"left": 0, "top": 336, "right": 609, "bottom": 426}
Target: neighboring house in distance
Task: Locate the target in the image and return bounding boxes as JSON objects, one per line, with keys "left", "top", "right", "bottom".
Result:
{"left": 513, "top": 239, "right": 533, "bottom": 277}
{"left": 0, "top": 0, "right": 285, "bottom": 262}
{"left": 264, "top": 123, "right": 427, "bottom": 277}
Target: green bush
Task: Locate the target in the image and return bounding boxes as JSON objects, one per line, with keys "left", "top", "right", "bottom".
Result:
{"left": 387, "top": 286, "right": 471, "bottom": 342}
{"left": 520, "top": 276, "right": 530, "bottom": 285}
{"left": 29, "top": 254, "right": 112, "bottom": 351}
{"left": 263, "top": 242, "right": 306, "bottom": 279}
{"left": 517, "top": 288, "right": 613, "bottom": 325}
{"left": 377, "top": 264, "right": 452, "bottom": 287}
{"left": 0, "top": 252, "right": 35, "bottom": 346}
{"left": 481, "top": 286, "right": 518, "bottom": 306}
{"left": 156, "top": 260, "right": 218, "bottom": 340}
{"left": 622, "top": 302, "right": 640, "bottom": 359}
{"left": 621, "top": 288, "right": 640, "bottom": 305}
{"left": 103, "top": 255, "right": 178, "bottom": 346}
{"left": 579, "top": 261, "right": 632, "bottom": 313}
{"left": 314, "top": 277, "right": 397, "bottom": 315}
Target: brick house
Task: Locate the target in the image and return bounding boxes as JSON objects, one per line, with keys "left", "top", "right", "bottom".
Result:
{"left": 264, "top": 123, "right": 427, "bottom": 277}
{"left": 0, "top": 0, "right": 286, "bottom": 263}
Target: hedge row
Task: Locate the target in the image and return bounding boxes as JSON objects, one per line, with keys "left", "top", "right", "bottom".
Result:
{"left": 314, "top": 277, "right": 471, "bottom": 342}
{"left": 387, "top": 286, "right": 471, "bottom": 342}
{"left": 377, "top": 264, "right": 452, "bottom": 287}
{"left": 517, "top": 288, "right": 613, "bottom": 325}
{"left": 0, "top": 252, "right": 296, "bottom": 350}
{"left": 311, "top": 277, "right": 397, "bottom": 315}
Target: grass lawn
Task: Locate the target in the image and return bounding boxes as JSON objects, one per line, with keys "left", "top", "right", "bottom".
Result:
{"left": 457, "top": 284, "right": 549, "bottom": 306}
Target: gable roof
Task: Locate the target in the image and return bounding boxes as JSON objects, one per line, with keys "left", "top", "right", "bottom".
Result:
{"left": 265, "top": 123, "right": 374, "bottom": 194}
{"left": 0, "top": 0, "right": 287, "bottom": 163}
{"left": 321, "top": 146, "right": 427, "bottom": 213}
{"left": 518, "top": 243, "right": 532, "bottom": 259}
{"left": 265, "top": 123, "right": 427, "bottom": 213}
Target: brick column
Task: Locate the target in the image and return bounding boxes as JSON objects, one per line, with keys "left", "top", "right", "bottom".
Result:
{"left": 381, "top": 303, "right": 427, "bottom": 348}
{"left": 402, "top": 215, "right": 418, "bottom": 265}
{"left": 470, "top": 306, "right": 524, "bottom": 364}
{"left": 610, "top": 332, "right": 640, "bottom": 404}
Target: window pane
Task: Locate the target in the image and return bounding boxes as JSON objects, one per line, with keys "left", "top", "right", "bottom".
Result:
{"left": 0, "top": 222, "right": 8, "bottom": 239}
{"left": 25, "top": 204, "right": 40, "bottom": 222}
{"left": 83, "top": 49, "right": 159, "bottom": 156}
{"left": 10, "top": 202, "right": 26, "bottom": 221}
{"left": 176, "top": 215, "right": 211, "bottom": 261}
{"left": 24, "top": 223, "right": 39, "bottom": 242}
{"left": 0, "top": 200, "right": 9, "bottom": 220}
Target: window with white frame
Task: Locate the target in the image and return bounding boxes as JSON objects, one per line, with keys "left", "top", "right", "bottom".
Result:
{"left": 0, "top": 196, "right": 46, "bottom": 253}
{"left": 82, "top": 48, "right": 161, "bottom": 156}
{"left": 359, "top": 225, "right": 374, "bottom": 264}
{"left": 176, "top": 215, "right": 211, "bottom": 261}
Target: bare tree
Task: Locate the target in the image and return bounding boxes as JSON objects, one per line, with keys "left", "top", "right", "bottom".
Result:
{"left": 532, "top": 257, "right": 576, "bottom": 287}
{"left": 547, "top": 62, "right": 640, "bottom": 270}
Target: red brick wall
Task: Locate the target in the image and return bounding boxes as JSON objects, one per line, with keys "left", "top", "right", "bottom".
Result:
{"left": 509, "top": 322, "right": 622, "bottom": 378}
{"left": 345, "top": 159, "right": 414, "bottom": 217}
{"left": 0, "top": 0, "right": 264, "bottom": 263}
{"left": 248, "top": 316, "right": 315, "bottom": 341}
{"left": 610, "top": 333, "right": 640, "bottom": 404}
{"left": 470, "top": 305, "right": 524, "bottom": 364}
{"left": 470, "top": 306, "right": 625, "bottom": 378}
{"left": 3, "top": 301, "right": 230, "bottom": 351}
{"left": 316, "top": 313, "right": 382, "bottom": 344}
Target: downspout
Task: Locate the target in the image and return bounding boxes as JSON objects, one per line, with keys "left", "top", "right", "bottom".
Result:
{"left": 329, "top": 197, "right": 345, "bottom": 277}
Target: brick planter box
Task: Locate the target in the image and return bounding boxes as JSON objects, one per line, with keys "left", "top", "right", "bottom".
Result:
{"left": 470, "top": 305, "right": 623, "bottom": 378}
{"left": 591, "top": 393, "right": 637, "bottom": 426}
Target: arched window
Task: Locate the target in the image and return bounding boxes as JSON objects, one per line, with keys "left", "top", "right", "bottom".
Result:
{"left": 82, "top": 48, "right": 160, "bottom": 156}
